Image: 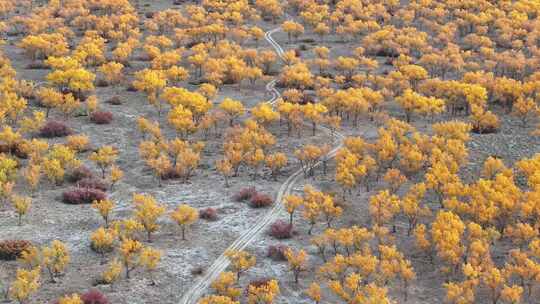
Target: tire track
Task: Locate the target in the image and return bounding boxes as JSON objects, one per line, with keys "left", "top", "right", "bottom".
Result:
{"left": 178, "top": 25, "right": 345, "bottom": 304}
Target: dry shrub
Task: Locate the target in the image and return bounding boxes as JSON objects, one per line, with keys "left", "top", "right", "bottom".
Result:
{"left": 96, "top": 79, "right": 109, "bottom": 87}
{"left": 0, "top": 240, "right": 32, "bottom": 260}
{"left": 191, "top": 266, "right": 204, "bottom": 276}
{"left": 25, "top": 62, "right": 49, "bottom": 69}
{"left": 126, "top": 84, "right": 137, "bottom": 92}
{"left": 245, "top": 278, "right": 275, "bottom": 294}
{"left": 106, "top": 96, "right": 122, "bottom": 105}
{"left": 90, "top": 111, "right": 113, "bottom": 125}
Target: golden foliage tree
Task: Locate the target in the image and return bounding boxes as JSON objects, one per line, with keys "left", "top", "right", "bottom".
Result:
{"left": 132, "top": 193, "right": 166, "bottom": 242}
{"left": 170, "top": 204, "right": 199, "bottom": 240}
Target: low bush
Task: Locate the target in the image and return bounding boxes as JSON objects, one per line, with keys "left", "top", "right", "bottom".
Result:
{"left": 81, "top": 289, "right": 109, "bottom": 304}
{"left": 62, "top": 188, "right": 106, "bottom": 205}
{"left": 106, "top": 96, "right": 122, "bottom": 105}
{"left": 61, "top": 89, "right": 87, "bottom": 102}
{"left": 269, "top": 220, "right": 293, "bottom": 239}
{"left": 68, "top": 166, "right": 94, "bottom": 183}
{"left": 246, "top": 278, "right": 274, "bottom": 294}
{"left": 248, "top": 278, "right": 272, "bottom": 287}
{"left": 77, "top": 178, "right": 108, "bottom": 192}
{"left": 0, "top": 144, "right": 12, "bottom": 154}
{"left": 13, "top": 145, "right": 28, "bottom": 159}
{"left": 191, "top": 266, "right": 204, "bottom": 276}
{"left": 266, "top": 244, "right": 289, "bottom": 261}
{"left": 126, "top": 84, "right": 137, "bottom": 92}
{"left": 374, "top": 48, "right": 399, "bottom": 58}
{"left": 0, "top": 143, "right": 27, "bottom": 159}
{"left": 472, "top": 124, "right": 499, "bottom": 134}
{"left": 300, "top": 38, "right": 316, "bottom": 43}
{"left": 90, "top": 111, "right": 113, "bottom": 125}
{"left": 249, "top": 194, "right": 273, "bottom": 208}
{"left": 233, "top": 187, "right": 257, "bottom": 202}
{"left": 161, "top": 167, "right": 181, "bottom": 180}
{"left": 39, "top": 121, "right": 72, "bottom": 138}
{"left": 25, "top": 62, "right": 49, "bottom": 69}
{"left": 90, "top": 241, "right": 114, "bottom": 254}
{"left": 199, "top": 208, "right": 218, "bottom": 221}
{"left": 0, "top": 240, "right": 32, "bottom": 260}
{"left": 95, "top": 79, "right": 109, "bottom": 87}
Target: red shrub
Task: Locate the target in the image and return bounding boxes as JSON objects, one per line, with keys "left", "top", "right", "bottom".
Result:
{"left": 249, "top": 193, "right": 273, "bottom": 208}
{"left": 39, "top": 121, "right": 72, "bottom": 138}
{"left": 233, "top": 187, "right": 257, "bottom": 202}
{"left": 77, "top": 178, "right": 108, "bottom": 192}
{"left": 81, "top": 290, "right": 109, "bottom": 304}
{"left": 0, "top": 240, "right": 32, "bottom": 260}
{"left": 270, "top": 220, "right": 293, "bottom": 239}
{"left": 68, "top": 166, "right": 94, "bottom": 183}
{"left": 90, "top": 111, "right": 113, "bottom": 124}
{"left": 266, "top": 244, "right": 289, "bottom": 261}
{"left": 62, "top": 188, "right": 106, "bottom": 205}
{"left": 199, "top": 208, "right": 218, "bottom": 221}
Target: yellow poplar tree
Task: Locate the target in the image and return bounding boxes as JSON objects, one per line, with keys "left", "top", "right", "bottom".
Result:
{"left": 11, "top": 195, "right": 31, "bottom": 226}
{"left": 284, "top": 194, "right": 303, "bottom": 226}
{"left": 211, "top": 272, "right": 241, "bottom": 300}
{"left": 92, "top": 199, "right": 115, "bottom": 227}
{"left": 132, "top": 69, "right": 167, "bottom": 116}
{"left": 42, "top": 240, "right": 70, "bottom": 283}
{"left": 284, "top": 248, "right": 308, "bottom": 284}
{"left": 132, "top": 193, "right": 166, "bottom": 242}
{"left": 89, "top": 146, "right": 118, "bottom": 178}
{"left": 219, "top": 98, "right": 245, "bottom": 126}
{"left": 119, "top": 238, "right": 143, "bottom": 279}
{"left": 139, "top": 247, "right": 161, "bottom": 285}
{"left": 225, "top": 250, "right": 256, "bottom": 280}
{"left": 90, "top": 227, "right": 116, "bottom": 263}
{"left": 102, "top": 258, "right": 122, "bottom": 289}
{"left": 170, "top": 204, "right": 199, "bottom": 240}
{"left": 9, "top": 267, "right": 41, "bottom": 304}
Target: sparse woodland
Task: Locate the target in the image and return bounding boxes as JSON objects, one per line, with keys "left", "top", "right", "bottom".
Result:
{"left": 0, "top": 0, "right": 540, "bottom": 303}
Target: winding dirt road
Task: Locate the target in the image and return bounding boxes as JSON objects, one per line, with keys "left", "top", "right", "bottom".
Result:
{"left": 178, "top": 24, "right": 345, "bottom": 304}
